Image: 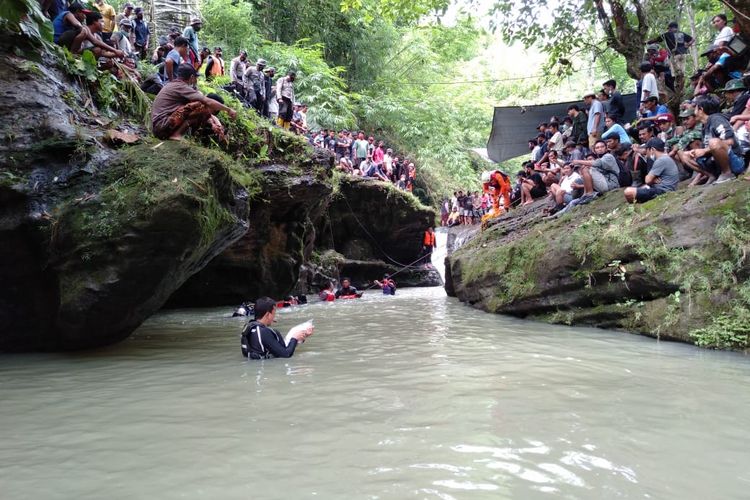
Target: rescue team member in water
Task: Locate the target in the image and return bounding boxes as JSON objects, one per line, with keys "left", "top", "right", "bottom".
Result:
{"left": 241, "top": 297, "right": 313, "bottom": 359}
{"left": 335, "top": 278, "right": 362, "bottom": 298}
{"left": 319, "top": 281, "right": 335, "bottom": 301}
{"left": 373, "top": 274, "right": 396, "bottom": 295}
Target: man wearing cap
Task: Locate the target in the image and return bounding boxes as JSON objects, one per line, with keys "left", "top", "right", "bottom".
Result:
{"left": 229, "top": 50, "right": 247, "bottom": 86}
{"left": 655, "top": 114, "right": 676, "bottom": 142}
{"left": 110, "top": 18, "right": 135, "bottom": 58}
{"left": 698, "top": 45, "right": 744, "bottom": 93}
{"left": 114, "top": 3, "right": 133, "bottom": 34}
{"left": 151, "top": 64, "right": 237, "bottom": 141}
{"left": 93, "top": 0, "right": 116, "bottom": 40}
{"left": 669, "top": 108, "right": 704, "bottom": 176}
{"left": 204, "top": 47, "right": 225, "bottom": 81}
{"left": 689, "top": 94, "right": 746, "bottom": 183}
{"left": 602, "top": 80, "right": 625, "bottom": 123}
{"left": 570, "top": 140, "right": 621, "bottom": 203}
{"left": 584, "top": 91, "right": 605, "bottom": 149}
{"left": 719, "top": 79, "right": 749, "bottom": 119}
{"left": 182, "top": 17, "right": 203, "bottom": 69}
{"left": 624, "top": 138, "right": 679, "bottom": 203}
{"left": 132, "top": 7, "right": 149, "bottom": 60}
{"left": 276, "top": 71, "right": 296, "bottom": 129}
{"left": 638, "top": 96, "right": 669, "bottom": 122}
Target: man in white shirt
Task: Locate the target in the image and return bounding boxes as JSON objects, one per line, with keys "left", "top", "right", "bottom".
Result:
{"left": 639, "top": 62, "right": 659, "bottom": 104}
{"left": 549, "top": 163, "right": 582, "bottom": 210}
{"left": 712, "top": 14, "right": 735, "bottom": 47}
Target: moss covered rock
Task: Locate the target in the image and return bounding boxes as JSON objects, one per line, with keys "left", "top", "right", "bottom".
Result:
{"left": 447, "top": 183, "right": 750, "bottom": 350}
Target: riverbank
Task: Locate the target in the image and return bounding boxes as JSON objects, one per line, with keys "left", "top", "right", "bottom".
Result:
{"left": 445, "top": 182, "right": 750, "bottom": 351}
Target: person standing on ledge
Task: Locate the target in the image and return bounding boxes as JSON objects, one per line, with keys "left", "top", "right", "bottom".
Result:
{"left": 241, "top": 297, "right": 312, "bottom": 359}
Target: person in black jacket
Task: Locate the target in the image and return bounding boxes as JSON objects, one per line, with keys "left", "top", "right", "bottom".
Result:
{"left": 241, "top": 297, "right": 312, "bottom": 359}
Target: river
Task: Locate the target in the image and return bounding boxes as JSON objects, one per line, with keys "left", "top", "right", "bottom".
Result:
{"left": 2, "top": 284, "right": 750, "bottom": 499}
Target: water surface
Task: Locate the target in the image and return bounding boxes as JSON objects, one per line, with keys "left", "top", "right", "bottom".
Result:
{"left": 1, "top": 288, "right": 749, "bottom": 499}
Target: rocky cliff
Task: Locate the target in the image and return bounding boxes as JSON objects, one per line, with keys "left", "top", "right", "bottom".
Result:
{"left": 446, "top": 183, "right": 750, "bottom": 350}
{"left": 0, "top": 44, "right": 438, "bottom": 350}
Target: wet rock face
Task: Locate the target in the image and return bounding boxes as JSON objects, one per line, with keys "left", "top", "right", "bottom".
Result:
{"left": 447, "top": 184, "right": 750, "bottom": 345}
{"left": 166, "top": 164, "right": 333, "bottom": 307}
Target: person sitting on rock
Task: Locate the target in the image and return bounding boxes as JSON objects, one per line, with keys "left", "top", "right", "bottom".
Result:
{"left": 335, "top": 278, "right": 360, "bottom": 298}
{"left": 151, "top": 64, "right": 237, "bottom": 141}
{"left": 447, "top": 206, "right": 460, "bottom": 227}
{"left": 55, "top": 5, "right": 125, "bottom": 60}
{"left": 548, "top": 163, "right": 582, "bottom": 212}
{"left": 373, "top": 274, "right": 396, "bottom": 295}
{"left": 569, "top": 140, "right": 621, "bottom": 204}
{"left": 240, "top": 297, "right": 312, "bottom": 359}
{"left": 624, "top": 138, "right": 679, "bottom": 203}
{"left": 74, "top": 11, "right": 123, "bottom": 65}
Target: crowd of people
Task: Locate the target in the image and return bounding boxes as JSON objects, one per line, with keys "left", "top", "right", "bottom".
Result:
{"left": 303, "top": 129, "right": 420, "bottom": 191}
{"left": 440, "top": 15, "right": 749, "bottom": 224}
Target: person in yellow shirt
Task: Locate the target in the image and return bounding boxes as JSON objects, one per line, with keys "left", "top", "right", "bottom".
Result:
{"left": 93, "top": 0, "right": 117, "bottom": 40}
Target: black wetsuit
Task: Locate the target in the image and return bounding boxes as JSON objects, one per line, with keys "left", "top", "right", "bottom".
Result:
{"left": 241, "top": 320, "right": 297, "bottom": 359}
{"left": 335, "top": 286, "right": 358, "bottom": 298}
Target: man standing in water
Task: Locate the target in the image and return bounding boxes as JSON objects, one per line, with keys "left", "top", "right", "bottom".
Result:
{"left": 241, "top": 297, "right": 312, "bottom": 359}
{"left": 335, "top": 278, "right": 360, "bottom": 298}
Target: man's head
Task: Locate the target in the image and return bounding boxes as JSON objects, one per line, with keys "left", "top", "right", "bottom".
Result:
{"left": 602, "top": 79, "right": 616, "bottom": 93}
{"left": 368, "top": 136, "right": 374, "bottom": 144}
{"left": 593, "top": 140, "right": 607, "bottom": 156}
{"left": 537, "top": 133, "right": 546, "bottom": 144}
{"left": 68, "top": 2, "right": 87, "bottom": 21}
{"left": 719, "top": 79, "right": 747, "bottom": 103}
{"left": 122, "top": 2, "right": 133, "bottom": 14}
{"left": 712, "top": 14, "right": 728, "bottom": 30}
{"left": 548, "top": 121, "right": 559, "bottom": 133}
{"left": 548, "top": 150, "right": 558, "bottom": 161}
{"left": 86, "top": 11, "right": 103, "bottom": 31}
{"left": 537, "top": 122, "right": 548, "bottom": 132}
{"left": 638, "top": 125, "right": 654, "bottom": 143}
{"left": 605, "top": 134, "right": 620, "bottom": 151}
{"left": 643, "top": 95, "right": 658, "bottom": 111}
{"left": 640, "top": 61, "right": 652, "bottom": 75}
{"left": 134, "top": 6, "right": 143, "bottom": 19}
{"left": 694, "top": 94, "right": 721, "bottom": 121}
{"left": 564, "top": 140, "right": 576, "bottom": 152}
{"left": 604, "top": 115, "right": 615, "bottom": 128}
{"left": 679, "top": 107, "right": 697, "bottom": 128}
{"left": 190, "top": 16, "right": 202, "bottom": 30}
{"left": 668, "top": 21, "right": 679, "bottom": 32}
{"left": 341, "top": 278, "right": 351, "bottom": 288}
{"left": 173, "top": 36, "right": 189, "bottom": 55}
{"left": 645, "top": 137, "right": 666, "bottom": 158}
{"left": 213, "top": 46, "right": 222, "bottom": 57}
{"left": 567, "top": 104, "right": 580, "bottom": 117}
{"left": 288, "top": 70, "right": 296, "bottom": 81}
{"left": 582, "top": 90, "right": 596, "bottom": 105}
{"left": 646, "top": 43, "right": 660, "bottom": 54}
{"left": 265, "top": 67, "right": 276, "bottom": 77}
{"left": 119, "top": 17, "right": 132, "bottom": 31}
{"left": 598, "top": 89, "right": 609, "bottom": 101}
{"left": 656, "top": 114, "right": 674, "bottom": 131}
{"left": 254, "top": 297, "right": 276, "bottom": 324}
{"left": 562, "top": 163, "right": 573, "bottom": 176}
{"left": 256, "top": 58, "right": 267, "bottom": 69}
{"left": 176, "top": 63, "right": 198, "bottom": 84}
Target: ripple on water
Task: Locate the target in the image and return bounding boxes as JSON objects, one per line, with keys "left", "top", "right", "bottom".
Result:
{"left": 0, "top": 287, "right": 749, "bottom": 499}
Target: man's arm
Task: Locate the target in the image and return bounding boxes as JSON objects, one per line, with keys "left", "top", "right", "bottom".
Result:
{"left": 261, "top": 328, "right": 298, "bottom": 358}
{"left": 87, "top": 31, "right": 124, "bottom": 56}
{"left": 199, "top": 96, "right": 238, "bottom": 119}
{"left": 165, "top": 58, "right": 175, "bottom": 81}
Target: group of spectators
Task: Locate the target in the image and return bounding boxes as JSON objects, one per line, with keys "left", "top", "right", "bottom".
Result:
{"left": 442, "top": 15, "right": 749, "bottom": 223}
{"left": 307, "top": 130, "right": 419, "bottom": 191}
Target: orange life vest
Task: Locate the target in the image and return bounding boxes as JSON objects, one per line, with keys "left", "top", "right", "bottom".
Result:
{"left": 423, "top": 230, "right": 436, "bottom": 247}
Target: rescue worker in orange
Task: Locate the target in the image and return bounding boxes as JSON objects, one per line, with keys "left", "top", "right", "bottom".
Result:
{"left": 204, "top": 46, "right": 225, "bottom": 81}
{"left": 481, "top": 170, "right": 511, "bottom": 222}
{"left": 421, "top": 227, "right": 436, "bottom": 266}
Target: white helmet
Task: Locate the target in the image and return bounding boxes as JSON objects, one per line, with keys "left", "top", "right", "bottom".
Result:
{"left": 481, "top": 171, "right": 491, "bottom": 183}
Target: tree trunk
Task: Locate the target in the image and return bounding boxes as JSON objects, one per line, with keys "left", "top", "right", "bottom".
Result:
{"left": 722, "top": 0, "right": 750, "bottom": 39}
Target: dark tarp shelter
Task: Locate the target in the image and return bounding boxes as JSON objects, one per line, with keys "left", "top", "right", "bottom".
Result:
{"left": 486, "top": 93, "right": 640, "bottom": 164}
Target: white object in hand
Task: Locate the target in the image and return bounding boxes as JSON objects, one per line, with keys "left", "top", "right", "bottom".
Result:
{"left": 284, "top": 320, "right": 314, "bottom": 346}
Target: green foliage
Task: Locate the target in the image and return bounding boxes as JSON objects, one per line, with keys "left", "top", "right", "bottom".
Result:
{"left": 0, "top": 0, "right": 53, "bottom": 45}
{"left": 690, "top": 308, "right": 750, "bottom": 350}
{"left": 341, "top": 0, "right": 450, "bottom": 24}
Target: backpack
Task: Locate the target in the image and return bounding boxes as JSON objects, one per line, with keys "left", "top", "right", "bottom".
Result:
{"left": 615, "top": 153, "right": 632, "bottom": 187}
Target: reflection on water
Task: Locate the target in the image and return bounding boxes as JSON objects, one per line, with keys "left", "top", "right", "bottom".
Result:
{"left": 1, "top": 287, "right": 750, "bottom": 499}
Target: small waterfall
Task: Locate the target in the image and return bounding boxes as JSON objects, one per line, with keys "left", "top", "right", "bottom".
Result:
{"left": 432, "top": 228, "right": 449, "bottom": 282}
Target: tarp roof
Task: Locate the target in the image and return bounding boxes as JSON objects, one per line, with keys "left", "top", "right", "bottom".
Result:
{"left": 486, "top": 93, "right": 640, "bottom": 164}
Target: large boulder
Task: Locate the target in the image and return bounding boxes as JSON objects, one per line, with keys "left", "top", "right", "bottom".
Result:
{"left": 447, "top": 183, "right": 750, "bottom": 349}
